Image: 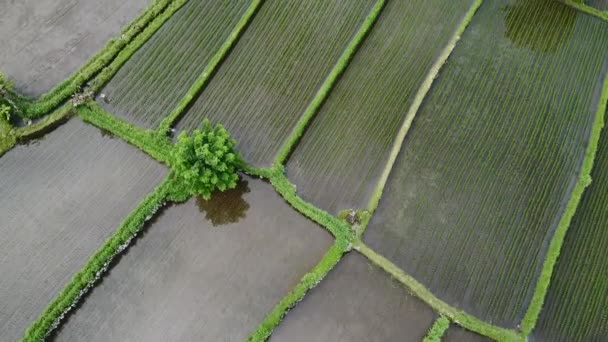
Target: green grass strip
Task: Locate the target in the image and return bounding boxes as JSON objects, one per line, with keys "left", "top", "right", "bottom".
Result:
{"left": 77, "top": 101, "right": 174, "bottom": 164}
{"left": 18, "top": 0, "right": 181, "bottom": 118}
{"left": 364, "top": 0, "right": 484, "bottom": 225}
{"left": 423, "top": 316, "right": 450, "bottom": 342}
{"left": 246, "top": 165, "right": 354, "bottom": 242}
{"left": 0, "top": 105, "right": 73, "bottom": 157}
{"left": 355, "top": 242, "right": 523, "bottom": 342}
{"left": 157, "top": 0, "right": 264, "bottom": 134}
{"left": 519, "top": 58, "right": 608, "bottom": 336}
{"left": 247, "top": 240, "right": 347, "bottom": 341}
{"left": 562, "top": 0, "right": 608, "bottom": 22}
{"left": 21, "top": 177, "right": 174, "bottom": 342}
{"left": 272, "top": 0, "right": 386, "bottom": 166}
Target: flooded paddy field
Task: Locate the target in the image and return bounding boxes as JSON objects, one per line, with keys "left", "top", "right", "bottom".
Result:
{"left": 285, "top": 0, "right": 476, "bottom": 214}
{"left": 0, "top": 119, "right": 166, "bottom": 341}
{"left": 51, "top": 176, "right": 332, "bottom": 341}
{"left": 585, "top": 0, "right": 608, "bottom": 11}
{"left": 270, "top": 253, "right": 435, "bottom": 341}
{"left": 175, "top": 0, "right": 375, "bottom": 166}
{"left": 98, "top": 0, "right": 250, "bottom": 129}
{"left": 0, "top": 0, "right": 150, "bottom": 96}
{"left": 363, "top": 0, "right": 608, "bottom": 328}
{"left": 443, "top": 325, "right": 492, "bottom": 342}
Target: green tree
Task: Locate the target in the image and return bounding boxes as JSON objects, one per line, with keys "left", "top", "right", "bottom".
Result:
{"left": 170, "top": 119, "right": 241, "bottom": 200}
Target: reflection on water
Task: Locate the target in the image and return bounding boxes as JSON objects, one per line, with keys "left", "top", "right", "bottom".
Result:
{"left": 196, "top": 178, "right": 250, "bottom": 226}
{"left": 99, "top": 127, "right": 115, "bottom": 139}
{"left": 504, "top": 0, "right": 576, "bottom": 53}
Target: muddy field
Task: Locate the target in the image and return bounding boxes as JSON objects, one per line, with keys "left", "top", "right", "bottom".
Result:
{"left": 270, "top": 253, "right": 436, "bottom": 341}
{"left": 0, "top": 119, "right": 166, "bottom": 341}
{"left": 0, "top": 0, "right": 150, "bottom": 96}
{"left": 52, "top": 176, "right": 332, "bottom": 341}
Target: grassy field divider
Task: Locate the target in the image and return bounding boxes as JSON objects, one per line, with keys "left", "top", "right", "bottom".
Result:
{"left": 0, "top": 105, "right": 73, "bottom": 157}
{"left": 18, "top": 0, "right": 182, "bottom": 119}
{"left": 562, "top": 0, "right": 608, "bottom": 22}
{"left": 157, "top": 0, "right": 265, "bottom": 134}
{"left": 423, "top": 316, "right": 450, "bottom": 342}
{"left": 77, "top": 102, "right": 173, "bottom": 164}
{"left": 247, "top": 240, "right": 348, "bottom": 341}
{"left": 21, "top": 177, "right": 175, "bottom": 342}
{"left": 272, "top": 0, "right": 386, "bottom": 165}
{"left": 354, "top": 242, "right": 523, "bottom": 342}
{"left": 519, "top": 64, "right": 608, "bottom": 336}
{"left": 363, "top": 0, "right": 484, "bottom": 232}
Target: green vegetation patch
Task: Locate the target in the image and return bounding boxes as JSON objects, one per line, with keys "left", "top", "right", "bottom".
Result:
{"left": 175, "top": 0, "right": 376, "bottom": 166}
{"left": 424, "top": 316, "right": 451, "bottom": 342}
{"left": 285, "top": 0, "right": 477, "bottom": 213}
{"left": 99, "top": 0, "right": 251, "bottom": 129}
{"left": 362, "top": 0, "right": 608, "bottom": 328}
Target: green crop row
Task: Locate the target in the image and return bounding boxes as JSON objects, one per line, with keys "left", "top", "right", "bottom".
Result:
{"left": 157, "top": 0, "right": 264, "bottom": 133}
{"left": 272, "top": 0, "right": 386, "bottom": 165}
{"left": 16, "top": 0, "right": 181, "bottom": 119}
{"left": 519, "top": 57, "right": 608, "bottom": 336}
{"left": 77, "top": 102, "right": 173, "bottom": 164}
{"left": 246, "top": 240, "right": 347, "bottom": 341}
{"left": 21, "top": 177, "right": 175, "bottom": 342}
{"left": 423, "top": 316, "right": 450, "bottom": 342}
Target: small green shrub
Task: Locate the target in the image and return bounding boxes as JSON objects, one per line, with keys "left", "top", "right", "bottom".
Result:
{"left": 171, "top": 119, "right": 241, "bottom": 200}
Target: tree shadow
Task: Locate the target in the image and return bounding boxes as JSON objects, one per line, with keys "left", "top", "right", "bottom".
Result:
{"left": 504, "top": 0, "right": 576, "bottom": 53}
{"left": 196, "top": 178, "right": 250, "bottom": 226}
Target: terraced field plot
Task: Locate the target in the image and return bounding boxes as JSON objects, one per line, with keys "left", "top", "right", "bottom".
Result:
{"left": 52, "top": 176, "right": 332, "bottom": 341}
{"left": 98, "top": 0, "right": 250, "bottom": 129}
{"left": 532, "top": 109, "right": 608, "bottom": 341}
{"left": 0, "top": 119, "right": 165, "bottom": 341}
{"left": 175, "top": 0, "right": 375, "bottom": 166}
{"left": 363, "top": 0, "right": 608, "bottom": 327}
{"left": 270, "top": 253, "right": 436, "bottom": 341}
{"left": 0, "top": 0, "right": 150, "bottom": 96}
{"left": 285, "top": 0, "right": 476, "bottom": 214}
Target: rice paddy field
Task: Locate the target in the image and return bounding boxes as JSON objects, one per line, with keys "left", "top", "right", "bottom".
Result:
{"left": 0, "top": 0, "right": 150, "bottom": 96}
{"left": 531, "top": 109, "right": 608, "bottom": 341}
{"left": 0, "top": 119, "right": 165, "bottom": 341}
{"left": 175, "top": 0, "right": 375, "bottom": 166}
{"left": 98, "top": 0, "right": 251, "bottom": 129}
{"left": 2, "top": 0, "right": 608, "bottom": 341}
{"left": 285, "top": 0, "right": 476, "bottom": 213}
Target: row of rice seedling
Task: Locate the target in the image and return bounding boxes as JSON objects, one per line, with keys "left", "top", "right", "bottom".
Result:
{"left": 99, "top": 0, "right": 251, "bottom": 129}
{"left": 0, "top": 0, "right": 151, "bottom": 98}
{"left": 585, "top": 0, "right": 608, "bottom": 11}
{"left": 269, "top": 253, "right": 437, "bottom": 341}
{"left": 362, "top": 0, "right": 608, "bottom": 328}
{"left": 0, "top": 119, "right": 166, "bottom": 341}
{"left": 532, "top": 109, "right": 608, "bottom": 341}
{"left": 52, "top": 177, "right": 333, "bottom": 341}
{"left": 174, "top": 0, "right": 376, "bottom": 166}
{"left": 284, "top": 0, "right": 478, "bottom": 214}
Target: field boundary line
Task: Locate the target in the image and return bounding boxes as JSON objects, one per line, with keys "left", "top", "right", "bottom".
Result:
{"left": 519, "top": 56, "right": 608, "bottom": 335}
{"left": 562, "top": 0, "right": 608, "bottom": 22}
{"left": 21, "top": 177, "right": 175, "bottom": 342}
{"left": 423, "top": 316, "right": 450, "bottom": 342}
{"left": 354, "top": 242, "right": 523, "bottom": 342}
{"left": 247, "top": 240, "right": 347, "bottom": 341}
{"left": 272, "top": 0, "right": 386, "bottom": 166}
{"left": 157, "top": 0, "right": 265, "bottom": 134}
{"left": 363, "top": 0, "right": 484, "bottom": 223}
{"left": 14, "top": 0, "right": 184, "bottom": 119}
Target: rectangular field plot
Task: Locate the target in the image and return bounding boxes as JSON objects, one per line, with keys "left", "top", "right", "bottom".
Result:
{"left": 270, "top": 253, "right": 436, "bottom": 342}
{"left": 176, "top": 0, "right": 375, "bottom": 166}
{"left": 0, "top": 0, "right": 150, "bottom": 97}
{"left": 99, "top": 0, "right": 250, "bottom": 129}
{"left": 52, "top": 176, "right": 333, "bottom": 341}
{"left": 532, "top": 112, "right": 608, "bottom": 341}
{"left": 285, "top": 0, "right": 476, "bottom": 214}
{"left": 0, "top": 119, "right": 166, "bottom": 341}
{"left": 363, "top": 0, "right": 608, "bottom": 328}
